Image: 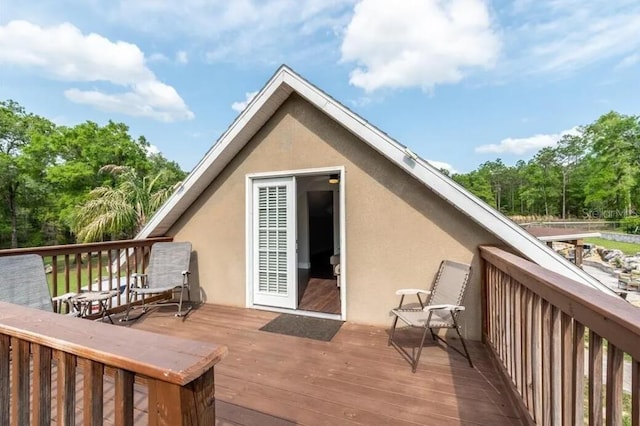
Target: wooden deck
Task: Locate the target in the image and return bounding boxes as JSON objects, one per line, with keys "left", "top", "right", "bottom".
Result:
{"left": 117, "top": 304, "right": 522, "bottom": 425}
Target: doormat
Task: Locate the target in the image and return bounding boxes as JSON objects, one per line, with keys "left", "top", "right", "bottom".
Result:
{"left": 259, "top": 313, "right": 343, "bottom": 342}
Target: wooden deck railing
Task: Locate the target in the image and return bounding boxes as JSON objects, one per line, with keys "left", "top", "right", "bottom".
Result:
{"left": 0, "top": 300, "right": 227, "bottom": 425}
{"left": 0, "top": 237, "right": 172, "bottom": 313}
{"left": 480, "top": 245, "right": 640, "bottom": 425}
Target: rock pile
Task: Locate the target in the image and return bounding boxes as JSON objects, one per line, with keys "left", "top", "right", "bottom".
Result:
{"left": 597, "top": 247, "right": 640, "bottom": 272}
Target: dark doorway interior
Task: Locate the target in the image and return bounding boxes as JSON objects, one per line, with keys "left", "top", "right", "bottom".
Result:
{"left": 307, "top": 191, "right": 334, "bottom": 279}
{"left": 297, "top": 190, "right": 340, "bottom": 315}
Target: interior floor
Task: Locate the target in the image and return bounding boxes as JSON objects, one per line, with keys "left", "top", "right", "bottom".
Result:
{"left": 297, "top": 268, "right": 341, "bottom": 315}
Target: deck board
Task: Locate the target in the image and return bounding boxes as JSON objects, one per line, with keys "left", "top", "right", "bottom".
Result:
{"left": 119, "top": 304, "right": 523, "bottom": 425}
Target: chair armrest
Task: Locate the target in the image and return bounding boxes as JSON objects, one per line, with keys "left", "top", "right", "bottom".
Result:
{"left": 423, "top": 304, "right": 465, "bottom": 312}
{"left": 395, "top": 289, "right": 431, "bottom": 296}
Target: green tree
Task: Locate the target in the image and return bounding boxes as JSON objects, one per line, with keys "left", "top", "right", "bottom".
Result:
{"left": 583, "top": 112, "right": 640, "bottom": 215}
{"left": 555, "top": 132, "right": 589, "bottom": 218}
{"left": 71, "top": 165, "right": 178, "bottom": 242}
{"left": 478, "top": 160, "right": 509, "bottom": 211}
{"left": 520, "top": 148, "right": 561, "bottom": 216}
{"left": 452, "top": 170, "right": 493, "bottom": 204}
{"left": 145, "top": 151, "right": 188, "bottom": 187}
{"left": 0, "top": 100, "right": 56, "bottom": 247}
{"left": 46, "top": 121, "right": 151, "bottom": 239}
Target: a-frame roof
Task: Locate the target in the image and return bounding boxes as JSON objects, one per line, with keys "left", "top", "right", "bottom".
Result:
{"left": 137, "top": 65, "right": 615, "bottom": 295}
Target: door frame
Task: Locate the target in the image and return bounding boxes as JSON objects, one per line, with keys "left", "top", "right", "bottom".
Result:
{"left": 245, "top": 166, "right": 346, "bottom": 320}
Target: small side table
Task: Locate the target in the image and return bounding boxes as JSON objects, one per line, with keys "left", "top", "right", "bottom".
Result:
{"left": 71, "top": 291, "right": 117, "bottom": 324}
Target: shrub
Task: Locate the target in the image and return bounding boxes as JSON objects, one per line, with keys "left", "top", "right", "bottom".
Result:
{"left": 620, "top": 216, "right": 640, "bottom": 234}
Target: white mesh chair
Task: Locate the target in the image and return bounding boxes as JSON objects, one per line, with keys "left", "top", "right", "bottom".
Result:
{"left": 0, "top": 254, "right": 76, "bottom": 313}
{"left": 388, "top": 260, "right": 473, "bottom": 372}
{"left": 123, "top": 242, "right": 192, "bottom": 320}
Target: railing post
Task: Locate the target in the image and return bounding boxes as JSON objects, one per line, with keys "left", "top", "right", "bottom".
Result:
{"left": 115, "top": 369, "right": 135, "bottom": 426}
{"left": 147, "top": 368, "right": 216, "bottom": 426}
{"left": 11, "top": 338, "right": 30, "bottom": 426}
{"left": 481, "top": 257, "right": 488, "bottom": 343}
{"left": 0, "top": 335, "right": 9, "bottom": 426}
{"left": 0, "top": 300, "right": 226, "bottom": 425}
{"left": 57, "top": 351, "right": 76, "bottom": 426}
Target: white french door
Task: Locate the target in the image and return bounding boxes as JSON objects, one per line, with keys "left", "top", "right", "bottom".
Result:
{"left": 252, "top": 177, "right": 297, "bottom": 309}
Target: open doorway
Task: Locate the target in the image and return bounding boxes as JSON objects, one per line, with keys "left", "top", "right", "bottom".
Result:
{"left": 248, "top": 169, "right": 344, "bottom": 319}
{"left": 308, "top": 191, "right": 335, "bottom": 279}
{"left": 297, "top": 179, "right": 341, "bottom": 315}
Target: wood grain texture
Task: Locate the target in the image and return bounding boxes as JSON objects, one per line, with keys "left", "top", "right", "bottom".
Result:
{"left": 129, "top": 303, "right": 523, "bottom": 425}
{"left": 589, "top": 331, "right": 603, "bottom": 426}
{"left": 572, "top": 322, "right": 585, "bottom": 424}
{"left": 0, "top": 301, "right": 227, "bottom": 385}
{"left": 148, "top": 368, "right": 215, "bottom": 425}
{"left": 83, "top": 359, "right": 104, "bottom": 426}
{"left": 551, "top": 307, "right": 562, "bottom": 425}
{"left": 57, "top": 351, "right": 76, "bottom": 426}
{"left": 32, "top": 344, "right": 52, "bottom": 426}
{"left": 561, "top": 312, "right": 574, "bottom": 425}
{"left": 0, "top": 335, "right": 9, "bottom": 426}
{"left": 11, "top": 338, "right": 30, "bottom": 426}
{"left": 115, "top": 368, "right": 134, "bottom": 426}
{"left": 633, "top": 360, "right": 639, "bottom": 426}
{"left": 479, "top": 245, "right": 640, "bottom": 361}
{"left": 0, "top": 300, "right": 521, "bottom": 424}
{"left": 298, "top": 278, "right": 340, "bottom": 314}
{"left": 605, "top": 344, "right": 623, "bottom": 426}
{"left": 0, "top": 236, "right": 172, "bottom": 258}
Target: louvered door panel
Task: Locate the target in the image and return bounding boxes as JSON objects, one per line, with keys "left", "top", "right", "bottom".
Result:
{"left": 252, "top": 177, "right": 296, "bottom": 309}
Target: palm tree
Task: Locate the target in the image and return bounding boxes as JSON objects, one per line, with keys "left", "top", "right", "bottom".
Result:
{"left": 72, "top": 165, "right": 177, "bottom": 242}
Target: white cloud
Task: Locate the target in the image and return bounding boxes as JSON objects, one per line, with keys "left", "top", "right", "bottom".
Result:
{"left": 507, "top": 0, "right": 640, "bottom": 74}
{"left": 146, "top": 144, "right": 160, "bottom": 155}
{"left": 176, "top": 50, "right": 188, "bottom": 64}
{"left": 0, "top": 20, "right": 193, "bottom": 122}
{"left": 616, "top": 53, "right": 640, "bottom": 69}
{"left": 340, "top": 0, "right": 501, "bottom": 92}
{"left": 65, "top": 81, "right": 194, "bottom": 122}
{"left": 427, "top": 159, "right": 457, "bottom": 175}
{"left": 148, "top": 52, "right": 169, "bottom": 62}
{"left": 106, "top": 0, "right": 356, "bottom": 64}
{"left": 231, "top": 91, "right": 258, "bottom": 112}
{"left": 475, "top": 127, "right": 580, "bottom": 155}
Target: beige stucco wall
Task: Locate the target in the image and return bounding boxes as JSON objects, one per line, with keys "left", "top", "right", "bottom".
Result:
{"left": 169, "top": 94, "right": 502, "bottom": 340}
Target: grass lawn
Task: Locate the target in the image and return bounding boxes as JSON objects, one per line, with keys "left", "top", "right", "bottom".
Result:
{"left": 44, "top": 254, "right": 115, "bottom": 295}
{"left": 583, "top": 379, "right": 632, "bottom": 425}
{"left": 584, "top": 237, "right": 640, "bottom": 256}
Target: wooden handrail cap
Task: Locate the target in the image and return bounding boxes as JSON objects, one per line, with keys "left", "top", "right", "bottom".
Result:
{"left": 0, "top": 301, "right": 228, "bottom": 386}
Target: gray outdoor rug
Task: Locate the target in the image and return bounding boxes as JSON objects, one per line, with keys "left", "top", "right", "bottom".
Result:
{"left": 259, "top": 313, "right": 343, "bottom": 342}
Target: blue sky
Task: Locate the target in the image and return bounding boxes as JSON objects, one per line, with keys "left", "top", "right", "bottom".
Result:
{"left": 1, "top": 0, "right": 638, "bottom": 174}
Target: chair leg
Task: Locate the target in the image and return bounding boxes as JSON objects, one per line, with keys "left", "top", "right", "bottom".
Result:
{"left": 123, "top": 303, "right": 132, "bottom": 321}
{"left": 142, "top": 293, "right": 149, "bottom": 313}
{"left": 175, "top": 286, "right": 192, "bottom": 317}
{"left": 176, "top": 287, "right": 183, "bottom": 317}
{"left": 412, "top": 326, "right": 431, "bottom": 373}
{"left": 429, "top": 328, "right": 436, "bottom": 341}
{"left": 452, "top": 316, "right": 473, "bottom": 368}
{"left": 388, "top": 314, "right": 400, "bottom": 346}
